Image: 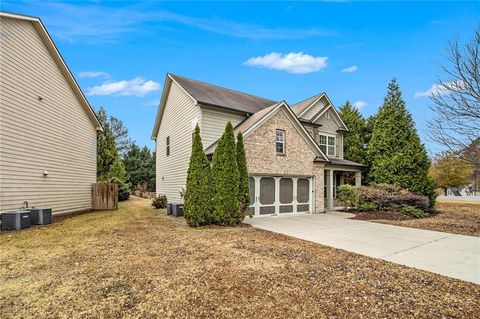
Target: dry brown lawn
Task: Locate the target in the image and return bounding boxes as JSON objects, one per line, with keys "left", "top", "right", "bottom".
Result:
{"left": 1, "top": 197, "right": 479, "bottom": 319}
{"left": 367, "top": 201, "right": 480, "bottom": 237}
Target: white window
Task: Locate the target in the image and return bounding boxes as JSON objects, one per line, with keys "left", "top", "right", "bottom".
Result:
{"left": 276, "top": 130, "right": 285, "bottom": 154}
{"left": 318, "top": 132, "right": 336, "bottom": 156}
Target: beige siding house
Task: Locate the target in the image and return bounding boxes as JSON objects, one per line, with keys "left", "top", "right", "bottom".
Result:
{"left": 152, "top": 74, "right": 365, "bottom": 215}
{"left": 0, "top": 12, "right": 102, "bottom": 214}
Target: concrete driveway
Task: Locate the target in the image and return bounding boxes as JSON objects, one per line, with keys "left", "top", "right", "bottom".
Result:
{"left": 244, "top": 212, "right": 480, "bottom": 284}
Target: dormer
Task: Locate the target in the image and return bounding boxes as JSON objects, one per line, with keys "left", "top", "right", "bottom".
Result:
{"left": 292, "top": 93, "right": 349, "bottom": 159}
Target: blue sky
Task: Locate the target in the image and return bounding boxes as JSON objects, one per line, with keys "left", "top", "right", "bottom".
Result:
{"left": 2, "top": 1, "right": 479, "bottom": 154}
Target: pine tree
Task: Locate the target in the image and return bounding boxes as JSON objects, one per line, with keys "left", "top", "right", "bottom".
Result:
{"left": 212, "top": 122, "right": 241, "bottom": 225}
{"left": 96, "top": 108, "right": 119, "bottom": 180}
{"left": 338, "top": 100, "right": 369, "bottom": 164}
{"left": 366, "top": 78, "right": 436, "bottom": 205}
{"left": 236, "top": 131, "right": 250, "bottom": 214}
{"left": 184, "top": 124, "right": 214, "bottom": 226}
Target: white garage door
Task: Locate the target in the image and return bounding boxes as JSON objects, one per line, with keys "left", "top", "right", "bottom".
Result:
{"left": 248, "top": 176, "right": 313, "bottom": 217}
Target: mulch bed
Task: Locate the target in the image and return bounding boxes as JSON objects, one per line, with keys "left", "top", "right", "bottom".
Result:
{"left": 1, "top": 197, "right": 479, "bottom": 319}
{"left": 350, "top": 210, "right": 413, "bottom": 221}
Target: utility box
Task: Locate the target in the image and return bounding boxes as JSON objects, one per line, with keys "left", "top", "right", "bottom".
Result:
{"left": 29, "top": 208, "right": 52, "bottom": 225}
{"left": 1, "top": 211, "right": 31, "bottom": 231}
{"left": 172, "top": 203, "right": 184, "bottom": 217}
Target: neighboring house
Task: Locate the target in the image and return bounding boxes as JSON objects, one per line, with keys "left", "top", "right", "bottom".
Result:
{"left": 152, "top": 74, "right": 365, "bottom": 216}
{"left": 0, "top": 12, "right": 102, "bottom": 214}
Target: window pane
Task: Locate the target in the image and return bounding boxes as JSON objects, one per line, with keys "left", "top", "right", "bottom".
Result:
{"left": 276, "top": 142, "right": 284, "bottom": 154}
{"left": 328, "top": 136, "right": 335, "bottom": 146}
{"left": 320, "top": 145, "right": 327, "bottom": 154}
{"left": 319, "top": 135, "right": 327, "bottom": 145}
{"left": 276, "top": 130, "right": 284, "bottom": 142}
{"left": 328, "top": 146, "right": 335, "bottom": 156}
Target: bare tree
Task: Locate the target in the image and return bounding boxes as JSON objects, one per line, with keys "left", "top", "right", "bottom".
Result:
{"left": 428, "top": 27, "right": 480, "bottom": 169}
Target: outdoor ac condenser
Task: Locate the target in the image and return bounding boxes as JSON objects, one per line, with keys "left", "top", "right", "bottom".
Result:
{"left": 1, "top": 211, "right": 31, "bottom": 231}
{"left": 171, "top": 203, "right": 184, "bottom": 217}
{"left": 29, "top": 208, "right": 52, "bottom": 225}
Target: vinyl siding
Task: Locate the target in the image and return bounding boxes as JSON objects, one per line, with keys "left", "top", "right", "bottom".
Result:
{"left": 299, "top": 98, "right": 327, "bottom": 120}
{"left": 0, "top": 17, "right": 97, "bottom": 214}
{"left": 200, "top": 106, "right": 246, "bottom": 148}
{"left": 314, "top": 111, "right": 344, "bottom": 159}
{"left": 156, "top": 81, "right": 199, "bottom": 203}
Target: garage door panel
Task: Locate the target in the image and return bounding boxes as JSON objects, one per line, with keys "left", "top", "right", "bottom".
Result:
{"left": 280, "top": 205, "right": 294, "bottom": 213}
{"left": 297, "top": 178, "right": 309, "bottom": 203}
{"left": 280, "top": 178, "right": 293, "bottom": 204}
{"left": 260, "top": 177, "right": 275, "bottom": 205}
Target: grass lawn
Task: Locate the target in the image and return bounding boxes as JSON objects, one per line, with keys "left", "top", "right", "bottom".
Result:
{"left": 354, "top": 201, "right": 480, "bottom": 237}
{"left": 1, "top": 197, "right": 479, "bottom": 318}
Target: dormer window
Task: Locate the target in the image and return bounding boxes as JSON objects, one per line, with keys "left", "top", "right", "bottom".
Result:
{"left": 319, "top": 133, "right": 335, "bottom": 156}
{"left": 276, "top": 130, "right": 285, "bottom": 155}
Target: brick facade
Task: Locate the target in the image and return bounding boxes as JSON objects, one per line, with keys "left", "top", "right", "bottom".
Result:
{"left": 243, "top": 108, "right": 326, "bottom": 213}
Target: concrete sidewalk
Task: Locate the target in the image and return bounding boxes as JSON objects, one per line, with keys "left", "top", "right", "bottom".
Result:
{"left": 244, "top": 212, "right": 480, "bottom": 284}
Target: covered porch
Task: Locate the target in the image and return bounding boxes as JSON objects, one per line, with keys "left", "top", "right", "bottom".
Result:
{"left": 324, "top": 158, "right": 366, "bottom": 211}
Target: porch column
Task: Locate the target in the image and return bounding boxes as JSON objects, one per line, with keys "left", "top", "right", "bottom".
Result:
{"left": 355, "top": 171, "right": 362, "bottom": 187}
{"left": 327, "top": 169, "right": 334, "bottom": 211}
{"left": 339, "top": 173, "right": 345, "bottom": 186}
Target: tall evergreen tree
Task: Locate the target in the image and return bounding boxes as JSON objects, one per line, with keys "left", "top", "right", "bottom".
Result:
{"left": 184, "top": 125, "right": 214, "bottom": 226}
{"left": 212, "top": 122, "right": 241, "bottom": 225}
{"left": 236, "top": 131, "right": 250, "bottom": 212}
{"left": 96, "top": 108, "right": 119, "bottom": 180}
{"left": 338, "top": 101, "right": 369, "bottom": 164}
{"left": 366, "top": 79, "right": 436, "bottom": 205}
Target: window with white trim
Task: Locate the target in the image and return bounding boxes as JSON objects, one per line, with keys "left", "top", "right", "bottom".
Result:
{"left": 318, "top": 132, "right": 335, "bottom": 156}
{"left": 276, "top": 130, "right": 285, "bottom": 154}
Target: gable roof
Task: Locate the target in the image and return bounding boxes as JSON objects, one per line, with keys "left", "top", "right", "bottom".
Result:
{"left": 0, "top": 11, "right": 102, "bottom": 131}
{"left": 291, "top": 93, "right": 324, "bottom": 116}
{"left": 204, "top": 101, "right": 329, "bottom": 162}
{"left": 170, "top": 74, "right": 277, "bottom": 114}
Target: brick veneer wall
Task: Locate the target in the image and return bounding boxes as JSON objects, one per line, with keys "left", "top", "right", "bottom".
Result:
{"left": 243, "top": 108, "right": 325, "bottom": 213}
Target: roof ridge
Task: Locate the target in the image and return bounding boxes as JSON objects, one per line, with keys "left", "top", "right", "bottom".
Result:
{"left": 169, "top": 73, "right": 277, "bottom": 103}
{"left": 292, "top": 92, "right": 324, "bottom": 108}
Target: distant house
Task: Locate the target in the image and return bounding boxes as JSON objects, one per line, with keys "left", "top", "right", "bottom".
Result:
{"left": 0, "top": 12, "right": 102, "bottom": 214}
{"left": 152, "top": 74, "right": 365, "bottom": 215}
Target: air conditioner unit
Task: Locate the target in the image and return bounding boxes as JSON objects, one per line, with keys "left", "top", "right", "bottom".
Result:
{"left": 29, "top": 208, "right": 52, "bottom": 225}
{"left": 167, "top": 203, "right": 173, "bottom": 215}
{"left": 171, "top": 203, "right": 184, "bottom": 217}
{"left": 1, "top": 211, "right": 31, "bottom": 231}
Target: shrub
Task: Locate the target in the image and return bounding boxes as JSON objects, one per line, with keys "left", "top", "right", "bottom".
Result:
{"left": 236, "top": 131, "right": 250, "bottom": 212}
{"left": 398, "top": 205, "right": 426, "bottom": 219}
{"left": 358, "top": 202, "right": 378, "bottom": 212}
{"left": 337, "top": 185, "right": 358, "bottom": 210}
{"left": 212, "top": 122, "right": 242, "bottom": 225}
{"left": 110, "top": 177, "right": 130, "bottom": 201}
{"left": 355, "top": 183, "right": 429, "bottom": 212}
{"left": 152, "top": 194, "right": 167, "bottom": 209}
{"left": 184, "top": 124, "right": 214, "bottom": 227}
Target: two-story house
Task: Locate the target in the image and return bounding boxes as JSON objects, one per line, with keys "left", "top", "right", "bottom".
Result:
{"left": 151, "top": 74, "right": 365, "bottom": 216}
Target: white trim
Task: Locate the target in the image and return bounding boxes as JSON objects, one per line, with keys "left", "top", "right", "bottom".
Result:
{"left": 311, "top": 99, "right": 349, "bottom": 131}
{"left": 318, "top": 131, "right": 336, "bottom": 157}
{"left": 297, "top": 94, "right": 325, "bottom": 119}
{"left": 151, "top": 74, "right": 198, "bottom": 140}
{"left": 242, "top": 101, "right": 329, "bottom": 161}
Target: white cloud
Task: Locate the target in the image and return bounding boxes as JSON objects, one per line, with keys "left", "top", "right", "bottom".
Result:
{"left": 353, "top": 100, "right": 367, "bottom": 110}
{"left": 414, "top": 81, "right": 463, "bottom": 98}
{"left": 19, "top": 2, "right": 335, "bottom": 43}
{"left": 341, "top": 65, "right": 358, "bottom": 73}
{"left": 78, "top": 71, "right": 110, "bottom": 78}
{"left": 244, "top": 52, "right": 328, "bottom": 74}
{"left": 88, "top": 77, "right": 160, "bottom": 97}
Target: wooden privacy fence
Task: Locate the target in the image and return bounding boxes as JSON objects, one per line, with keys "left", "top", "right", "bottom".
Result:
{"left": 91, "top": 182, "right": 118, "bottom": 210}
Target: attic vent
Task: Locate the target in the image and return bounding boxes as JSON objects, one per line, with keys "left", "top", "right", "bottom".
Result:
{"left": 326, "top": 111, "right": 331, "bottom": 119}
